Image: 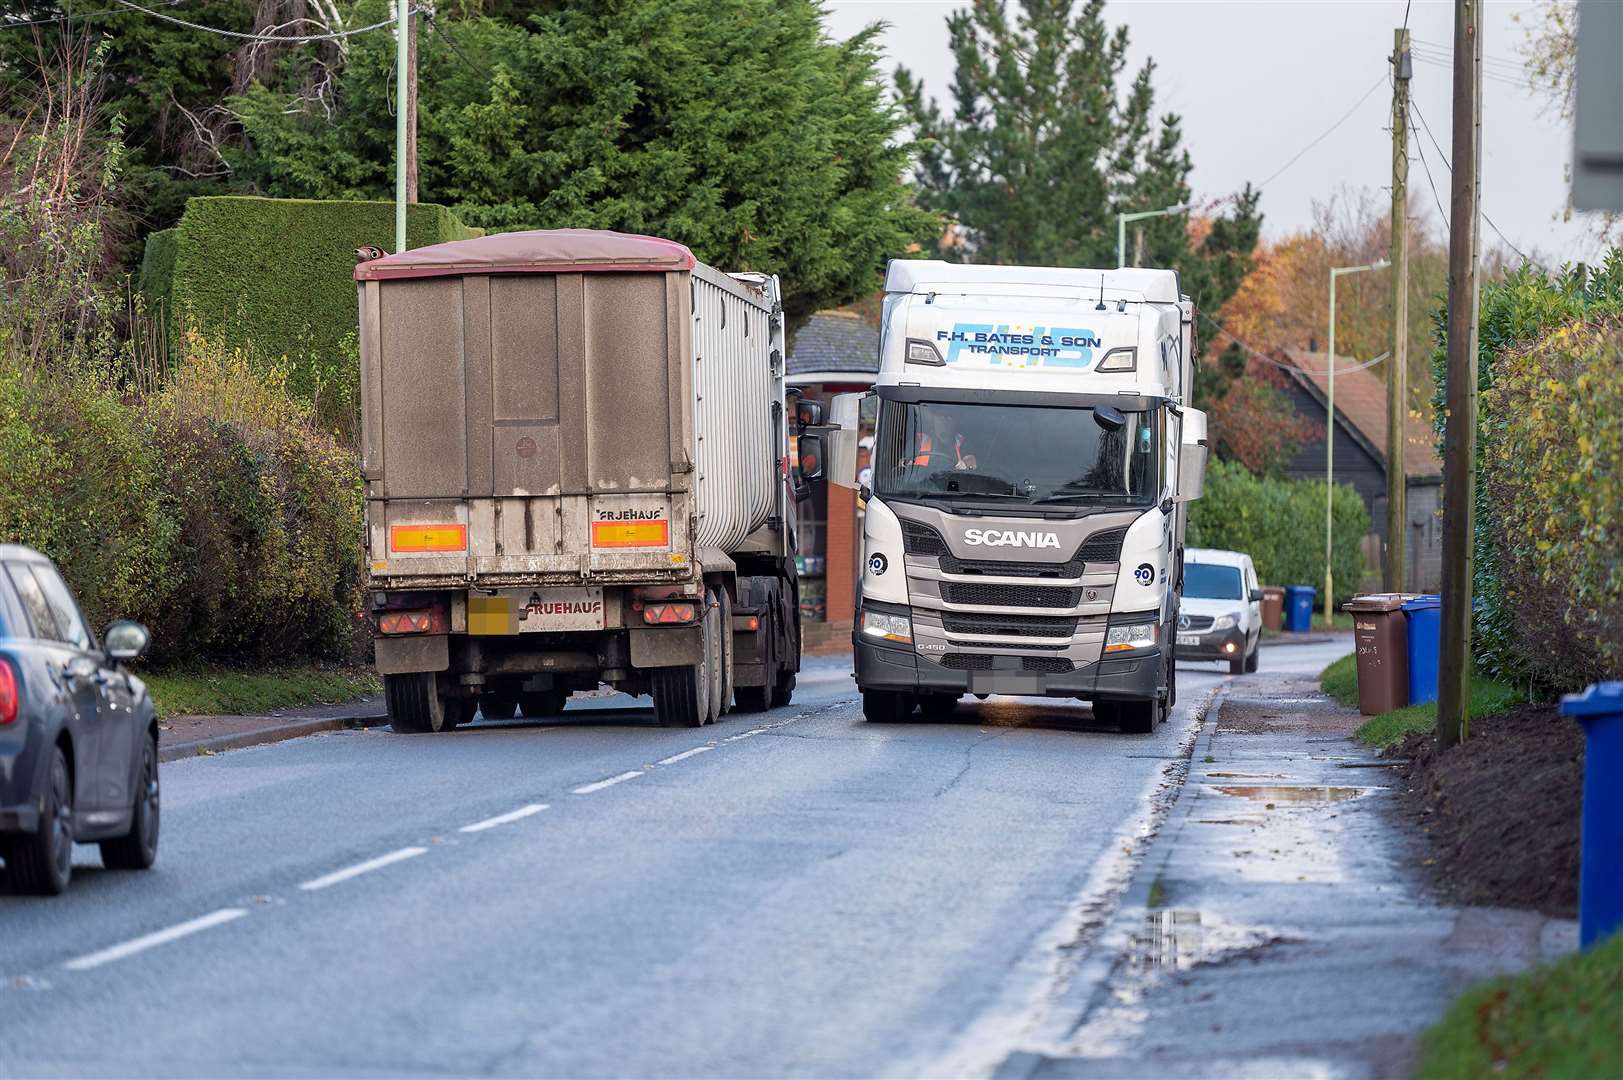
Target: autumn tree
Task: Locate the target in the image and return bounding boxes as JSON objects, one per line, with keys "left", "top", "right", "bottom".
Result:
{"left": 894, "top": 0, "right": 1260, "bottom": 327}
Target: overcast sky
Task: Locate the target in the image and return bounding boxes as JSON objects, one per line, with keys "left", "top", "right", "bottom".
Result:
{"left": 825, "top": 0, "right": 1605, "bottom": 266}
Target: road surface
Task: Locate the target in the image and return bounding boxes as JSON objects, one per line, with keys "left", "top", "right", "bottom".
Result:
{"left": 0, "top": 641, "right": 1349, "bottom": 1077}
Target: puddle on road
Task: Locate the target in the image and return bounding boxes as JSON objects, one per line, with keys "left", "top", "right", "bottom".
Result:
{"left": 1127, "top": 909, "right": 1296, "bottom": 972}
{"left": 1215, "top": 784, "right": 1366, "bottom": 804}
{"left": 1206, "top": 772, "right": 1285, "bottom": 780}
{"left": 1196, "top": 817, "right": 1266, "bottom": 827}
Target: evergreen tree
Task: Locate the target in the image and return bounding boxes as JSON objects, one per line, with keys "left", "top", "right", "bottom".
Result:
{"left": 231, "top": 0, "right": 939, "bottom": 321}
{"left": 894, "top": 0, "right": 1260, "bottom": 330}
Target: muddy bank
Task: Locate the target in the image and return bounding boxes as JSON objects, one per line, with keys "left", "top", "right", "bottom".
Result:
{"left": 1390, "top": 702, "right": 1584, "bottom": 918}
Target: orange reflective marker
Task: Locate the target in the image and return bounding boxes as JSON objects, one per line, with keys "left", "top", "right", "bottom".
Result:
{"left": 390, "top": 524, "right": 467, "bottom": 553}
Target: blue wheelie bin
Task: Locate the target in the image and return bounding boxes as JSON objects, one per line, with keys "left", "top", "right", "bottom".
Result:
{"left": 1283, "top": 585, "right": 1316, "bottom": 632}
{"left": 1561, "top": 682, "right": 1623, "bottom": 949}
{"left": 1401, "top": 595, "right": 1441, "bottom": 705}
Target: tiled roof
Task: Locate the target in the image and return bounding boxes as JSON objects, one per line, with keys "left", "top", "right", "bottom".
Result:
{"left": 787, "top": 310, "right": 880, "bottom": 378}
{"left": 1280, "top": 350, "right": 1443, "bottom": 477}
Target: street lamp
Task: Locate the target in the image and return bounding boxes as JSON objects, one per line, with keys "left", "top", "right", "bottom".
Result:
{"left": 1325, "top": 260, "right": 1390, "bottom": 623}
{"left": 1117, "top": 204, "right": 1190, "bottom": 268}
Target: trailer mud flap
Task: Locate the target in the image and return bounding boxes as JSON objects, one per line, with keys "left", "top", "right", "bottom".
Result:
{"left": 376, "top": 634, "right": 450, "bottom": 675}
{"left": 629, "top": 626, "right": 703, "bottom": 668}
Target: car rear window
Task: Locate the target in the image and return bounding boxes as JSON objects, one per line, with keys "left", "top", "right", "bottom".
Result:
{"left": 5, "top": 562, "right": 60, "bottom": 642}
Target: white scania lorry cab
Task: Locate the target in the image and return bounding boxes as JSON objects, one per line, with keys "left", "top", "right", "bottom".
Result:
{"left": 834, "top": 260, "right": 1209, "bottom": 734}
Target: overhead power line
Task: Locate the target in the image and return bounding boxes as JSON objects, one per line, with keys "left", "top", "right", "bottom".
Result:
{"left": 0, "top": 0, "right": 184, "bottom": 31}
{"left": 1199, "top": 311, "right": 1389, "bottom": 377}
{"left": 110, "top": 0, "right": 413, "bottom": 43}
{"left": 1255, "top": 74, "right": 1388, "bottom": 193}
{"left": 1407, "top": 99, "right": 1532, "bottom": 262}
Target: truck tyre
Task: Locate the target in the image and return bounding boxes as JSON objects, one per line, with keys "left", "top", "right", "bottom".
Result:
{"left": 519, "top": 689, "right": 569, "bottom": 718}
{"left": 385, "top": 673, "right": 465, "bottom": 734}
{"left": 653, "top": 601, "right": 715, "bottom": 728}
{"left": 479, "top": 693, "right": 519, "bottom": 720}
{"left": 714, "top": 588, "right": 733, "bottom": 720}
{"left": 1115, "top": 697, "right": 1161, "bottom": 735}
{"left": 919, "top": 693, "right": 959, "bottom": 719}
{"left": 771, "top": 672, "right": 795, "bottom": 709}
{"left": 862, "top": 689, "right": 915, "bottom": 723}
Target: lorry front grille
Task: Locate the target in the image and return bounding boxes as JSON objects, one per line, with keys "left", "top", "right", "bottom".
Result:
{"left": 902, "top": 521, "right": 948, "bottom": 556}
{"left": 954, "top": 640, "right": 1069, "bottom": 652}
{"left": 1077, "top": 527, "right": 1128, "bottom": 562}
{"left": 939, "top": 553, "right": 1086, "bottom": 579}
{"left": 940, "top": 612, "right": 1077, "bottom": 638}
{"left": 939, "top": 653, "right": 1075, "bottom": 673}
{"left": 942, "top": 582, "right": 1081, "bottom": 609}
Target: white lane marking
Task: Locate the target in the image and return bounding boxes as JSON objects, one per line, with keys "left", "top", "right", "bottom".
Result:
{"left": 571, "top": 770, "right": 643, "bottom": 795}
{"left": 459, "top": 803, "right": 549, "bottom": 833}
{"left": 63, "top": 908, "right": 248, "bottom": 972}
{"left": 298, "top": 846, "right": 427, "bottom": 891}
{"left": 724, "top": 727, "right": 769, "bottom": 742}
{"left": 656, "top": 746, "right": 714, "bottom": 766}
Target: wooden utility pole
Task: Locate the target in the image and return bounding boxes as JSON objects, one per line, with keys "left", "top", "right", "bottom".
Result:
{"left": 1437, "top": 0, "right": 1482, "bottom": 750}
{"left": 405, "top": 6, "right": 418, "bottom": 205}
{"left": 1385, "top": 28, "right": 1412, "bottom": 592}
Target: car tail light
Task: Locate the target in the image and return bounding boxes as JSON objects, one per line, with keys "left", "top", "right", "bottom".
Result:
{"left": 0, "top": 659, "right": 18, "bottom": 726}
{"left": 642, "top": 602, "right": 698, "bottom": 625}
{"left": 377, "top": 608, "right": 447, "bottom": 635}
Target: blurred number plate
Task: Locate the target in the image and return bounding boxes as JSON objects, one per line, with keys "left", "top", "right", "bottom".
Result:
{"left": 1176, "top": 635, "right": 1200, "bottom": 647}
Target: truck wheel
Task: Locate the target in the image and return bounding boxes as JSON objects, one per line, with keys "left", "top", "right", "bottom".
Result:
{"left": 479, "top": 693, "right": 519, "bottom": 720}
{"left": 1115, "top": 697, "right": 1161, "bottom": 735}
{"left": 714, "top": 588, "right": 733, "bottom": 720}
{"left": 652, "top": 603, "right": 714, "bottom": 728}
{"left": 919, "top": 693, "right": 959, "bottom": 719}
{"left": 519, "top": 689, "right": 568, "bottom": 718}
{"left": 862, "top": 689, "right": 915, "bottom": 723}
{"left": 771, "top": 672, "right": 795, "bottom": 708}
{"left": 385, "top": 673, "right": 465, "bottom": 733}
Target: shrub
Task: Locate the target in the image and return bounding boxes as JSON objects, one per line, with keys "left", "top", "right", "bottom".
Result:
{"left": 1189, "top": 458, "right": 1369, "bottom": 603}
{"left": 1429, "top": 254, "right": 1623, "bottom": 686}
{"left": 1477, "top": 317, "right": 1623, "bottom": 688}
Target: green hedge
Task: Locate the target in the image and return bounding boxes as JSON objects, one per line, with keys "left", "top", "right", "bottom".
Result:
{"left": 1429, "top": 254, "right": 1623, "bottom": 689}
{"left": 0, "top": 340, "right": 362, "bottom": 666}
{"left": 135, "top": 227, "right": 178, "bottom": 328}
{"left": 148, "top": 196, "right": 479, "bottom": 430}
{"left": 1188, "top": 458, "right": 1369, "bottom": 603}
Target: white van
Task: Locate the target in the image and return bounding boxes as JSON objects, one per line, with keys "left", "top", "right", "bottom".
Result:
{"left": 1176, "top": 548, "right": 1261, "bottom": 674}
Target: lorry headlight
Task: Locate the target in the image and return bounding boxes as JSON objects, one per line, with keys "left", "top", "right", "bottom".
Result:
{"left": 1212, "top": 613, "right": 1239, "bottom": 631}
{"left": 1104, "top": 622, "right": 1158, "bottom": 652}
{"left": 862, "top": 608, "right": 913, "bottom": 644}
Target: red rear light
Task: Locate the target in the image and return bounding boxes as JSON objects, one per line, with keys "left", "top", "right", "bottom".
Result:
{"left": 377, "top": 608, "right": 447, "bottom": 635}
{"left": 0, "top": 659, "right": 18, "bottom": 726}
{"left": 642, "top": 602, "right": 698, "bottom": 625}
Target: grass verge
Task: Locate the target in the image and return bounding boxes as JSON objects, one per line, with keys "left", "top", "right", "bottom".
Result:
{"left": 1418, "top": 931, "right": 1622, "bottom": 1080}
{"left": 1318, "top": 654, "right": 1525, "bottom": 748}
{"left": 143, "top": 667, "right": 380, "bottom": 719}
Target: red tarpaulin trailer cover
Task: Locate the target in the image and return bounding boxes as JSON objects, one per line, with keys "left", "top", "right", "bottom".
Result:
{"left": 354, "top": 228, "right": 697, "bottom": 281}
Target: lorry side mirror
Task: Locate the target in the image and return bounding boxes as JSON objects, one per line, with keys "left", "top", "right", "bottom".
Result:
{"left": 1174, "top": 406, "right": 1208, "bottom": 502}
{"left": 794, "top": 399, "right": 824, "bottom": 433}
{"left": 826, "top": 392, "right": 863, "bottom": 490}
{"left": 797, "top": 434, "right": 826, "bottom": 481}
{"left": 1095, "top": 406, "right": 1126, "bottom": 431}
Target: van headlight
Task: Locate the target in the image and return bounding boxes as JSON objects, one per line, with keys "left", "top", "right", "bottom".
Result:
{"left": 862, "top": 608, "right": 913, "bottom": 644}
{"left": 1212, "top": 613, "right": 1239, "bottom": 631}
{"left": 1104, "top": 622, "right": 1158, "bottom": 653}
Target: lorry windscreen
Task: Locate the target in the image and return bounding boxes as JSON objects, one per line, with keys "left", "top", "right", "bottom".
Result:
{"left": 873, "top": 400, "right": 1158, "bottom": 508}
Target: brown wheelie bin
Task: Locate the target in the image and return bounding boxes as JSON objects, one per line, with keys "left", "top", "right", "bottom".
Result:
{"left": 1345, "top": 594, "right": 1411, "bottom": 715}
{"left": 1261, "top": 586, "right": 1285, "bottom": 632}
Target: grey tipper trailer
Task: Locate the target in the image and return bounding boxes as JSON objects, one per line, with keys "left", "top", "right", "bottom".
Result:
{"left": 355, "top": 229, "right": 811, "bottom": 732}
